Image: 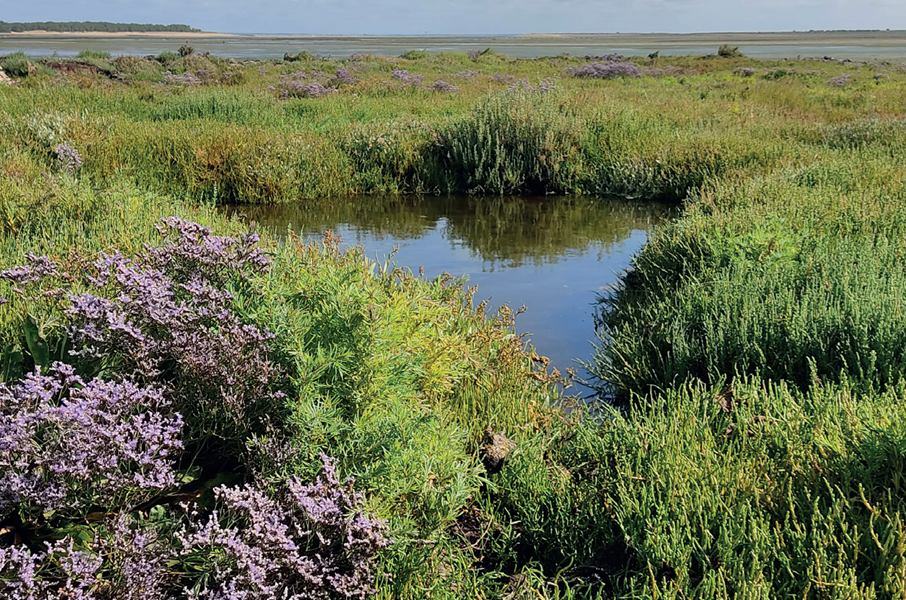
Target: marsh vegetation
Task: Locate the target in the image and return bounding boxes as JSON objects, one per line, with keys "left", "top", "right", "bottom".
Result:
{"left": 2, "top": 47, "right": 906, "bottom": 597}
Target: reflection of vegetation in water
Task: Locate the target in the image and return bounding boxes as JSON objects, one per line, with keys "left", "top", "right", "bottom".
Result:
{"left": 225, "top": 196, "right": 669, "bottom": 268}
{"left": 443, "top": 196, "right": 666, "bottom": 267}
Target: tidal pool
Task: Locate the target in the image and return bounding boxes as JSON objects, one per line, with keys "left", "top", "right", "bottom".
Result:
{"left": 224, "top": 196, "right": 670, "bottom": 394}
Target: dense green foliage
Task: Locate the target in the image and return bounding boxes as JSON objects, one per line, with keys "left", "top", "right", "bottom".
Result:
{"left": 3, "top": 49, "right": 906, "bottom": 597}
{"left": 0, "top": 21, "right": 199, "bottom": 33}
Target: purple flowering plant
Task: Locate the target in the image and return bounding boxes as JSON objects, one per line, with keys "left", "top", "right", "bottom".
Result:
{"left": 53, "top": 142, "right": 83, "bottom": 174}
{"left": 0, "top": 217, "right": 281, "bottom": 455}
{"left": 431, "top": 80, "right": 459, "bottom": 93}
{"left": 0, "top": 459, "right": 390, "bottom": 599}
{"left": 332, "top": 68, "right": 356, "bottom": 86}
{"left": 566, "top": 60, "right": 642, "bottom": 79}
{"left": 829, "top": 73, "right": 852, "bottom": 88}
{"left": 178, "top": 455, "right": 390, "bottom": 600}
{"left": 390, "top": 69, "right": 424, "bottom": 86}
{"left": 0, "top": 219, "right": 393, "bottom": 598}
{"left": 0, "top": 363, "right": 183, "bottom": 521}
{"left": 274, "top": 70, "right": 338, "bottom": 99}
{"left": 65, "top": 217, "right": 281, "bottom": 449}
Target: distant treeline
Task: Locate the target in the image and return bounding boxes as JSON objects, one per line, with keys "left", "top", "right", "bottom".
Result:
{"left": 0, "top": 21, "right": 200, "bottom": 33}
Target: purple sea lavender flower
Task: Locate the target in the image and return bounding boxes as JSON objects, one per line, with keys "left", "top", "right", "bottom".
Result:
{"left": 176, "top": 455, "right": 391, "bottom": 600}
{"left": 54, "top": 142, "right": 83, "bottom": 173}
{"left": 0, "top": 253, "right": 60, "bottom": 286}
{"left": 390, "top": 69, "right": 424, "bottom": 85}
{"left": 431, "top": 80, "right": 459, "bottom": 93}
{"left": 333, "top": 68, "right": 356, "bottom": 86}
{"left": 566, "top": 60, "right": 642, "bottom": 79}
{"left": 829, "top": 73, "right": 852, "bottom": 87}
{"left": 734, "top": 67, "right": 756, "bottom": 77}
{"left": 98, "top": 514, "right": 176, "bottom": 599}
{"left": 0, "top": 516, "right": 172, "bottom": 599}
{"left": 0, "top": 364, "right": 182, "bottom": 517}
{"left": 489, "top": 72, "right": 516, "bottom": 84}
{"left": 64, "top": 218, "right": 279, "bottom": 440}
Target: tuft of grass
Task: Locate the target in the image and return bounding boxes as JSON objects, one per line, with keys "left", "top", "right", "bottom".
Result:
{"left": 1, "top": 52, "right": 30, "bottom": 77}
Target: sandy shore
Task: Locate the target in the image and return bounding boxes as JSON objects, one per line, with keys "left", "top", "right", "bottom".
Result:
{"left": 1, "top": 31, "right": 235, "bottom": 38}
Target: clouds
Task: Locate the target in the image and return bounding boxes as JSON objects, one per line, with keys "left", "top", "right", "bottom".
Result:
{"left": 4, "top": 0, "right": 906, "bottom": 34}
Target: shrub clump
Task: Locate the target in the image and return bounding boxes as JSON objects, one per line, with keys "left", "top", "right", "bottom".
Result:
{"left": 1, "top": 52, "right": 31, "bottom": 78}
{"left": 164, "top": 70, "right": 203, "bottom": 86}
{"left": 436, "top": 90, "right": 583, "bottom": 194}
{"left": 718, "top": 44, "right": 744, "bottom": 58}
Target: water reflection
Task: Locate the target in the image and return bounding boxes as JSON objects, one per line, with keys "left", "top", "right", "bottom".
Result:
{"left": 224, "top": 195, "right": 669, "bottom": 390}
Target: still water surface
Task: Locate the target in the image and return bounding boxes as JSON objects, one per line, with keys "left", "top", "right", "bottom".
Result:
{"left": 225, "top": 196, "right": 670, "bottom": 391}
{"left": 4, "top": 33, "right": 906, "bottom": 60}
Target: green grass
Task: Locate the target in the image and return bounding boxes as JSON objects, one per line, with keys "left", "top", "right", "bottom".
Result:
{"left": 4, "top": 49, "right": 906, "bottom": 597}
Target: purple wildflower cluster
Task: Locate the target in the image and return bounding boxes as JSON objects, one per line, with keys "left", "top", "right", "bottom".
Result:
{"left": 271, "top": 70, "right": 338, "bottom": 99}
{"left": 0, "top": 537, "right": 105, "bottom": 600}
{"left": 0, "top": 457, "right": 389, "bottom": 599}
{"left": 0, "top": 363, "right": 182, "bottom": 517}
{"left": 66, "top": 218, "right": 278, "bottom": 438}
{"left": 734, "top": 67, "right": 756, "bottom": 77}
{"left": 456, "top": 69, "right": 479, "bottom": 80}
{"left": 585, "top": 53, "right": 625, "bottom": 62}
{"left": 566, "top": 60, "right": 642, "bottom": 79}
{"left": 467, "top": 49, "right": 481, "bottom": 60}
{"left": 489, "top": 72, "right": 516, "bottom": 84}
{"left": 829, "top": 73, "right": 852, "bottom": 88}
{"left": 54, "top": 142, "right": 83, "bottom": 173}
{"left": 332, "top": 68, "right": 356, "bottom": 86}
{"left": 390, "top": 69, "right": 424, "bottom": 85}
{"left": 95, "top": 514, "right": 175, "bottom": 599}
{"left": 0, "top": 252, "right": 60, "bottom": 288}
{"left": 431, "top": 80, "right": 459, "bottom": 93}
{"left": 177, "top": 455, "right": 390, "bottom": 600}
{"left": 0, "top": 516, "right": 173, "bottom": 598}
{"left": 0, "top": 219, "right": 393, "bottom": 598}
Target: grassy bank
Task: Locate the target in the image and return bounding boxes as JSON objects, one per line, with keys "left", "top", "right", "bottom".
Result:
{"left": 2, "top": 49, "right": 898, "bottom": 202}
{"left": 3, "top": 49, "right": 906, "bottom": 597}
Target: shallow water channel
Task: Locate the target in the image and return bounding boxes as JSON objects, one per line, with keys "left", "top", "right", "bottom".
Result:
{"left": 225, "top": 196, "right": 670, "bottom": 393}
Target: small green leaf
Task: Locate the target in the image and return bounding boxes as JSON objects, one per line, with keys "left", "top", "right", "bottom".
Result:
{"left": 24, "top": 315, "right": 50, "bottom": 369}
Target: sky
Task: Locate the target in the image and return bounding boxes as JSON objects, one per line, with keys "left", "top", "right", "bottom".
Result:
{"left": 4, "top": 0, "right": 906, "bottom": 35}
